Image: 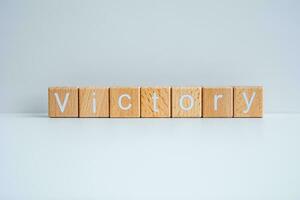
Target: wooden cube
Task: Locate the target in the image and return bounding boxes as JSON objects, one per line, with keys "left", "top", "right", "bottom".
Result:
{"left": 79, "top": 87, "right": 109, "bottom": 117}
{"left": 202, "top": 87, "right": 233, "bottom": 118}
{"left": 110, "top": 87, "right": 140, "bottom": 118}
{"left": 141, "top": 87, "right": 171, "bottom": 118}
{"left": 48, "top": 87, "right": 78, "bottom": 117}
{"left": 172, "top": 87, "right": 202, "bottom": 118}
{"left": 234, "top": 86, "right": 263, "bottom": 118}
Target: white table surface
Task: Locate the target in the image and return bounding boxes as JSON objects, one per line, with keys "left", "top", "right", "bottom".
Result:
{"left": 1, "top": 113, "right": 300, "bottom": 200}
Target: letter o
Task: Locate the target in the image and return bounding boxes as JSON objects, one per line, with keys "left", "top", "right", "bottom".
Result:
{"left": 179, "top": 95, "right": 194, "bottom": 111}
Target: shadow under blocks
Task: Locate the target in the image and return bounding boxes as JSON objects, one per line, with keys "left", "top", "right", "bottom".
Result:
{"left": 48, "top": 86, "right": 263, "bottom": 118}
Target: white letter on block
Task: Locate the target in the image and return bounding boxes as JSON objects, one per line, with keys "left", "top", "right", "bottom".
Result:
{"left": 214, "top": 94, "right": 223, "bottom": 111}
{"left": 179, "top": 95, "right": 194, "bottom": 111}
{"left": 242, "top": 92, "right": 256, "bottom": 113}
{"left": 118, "top": 94, "right": 132, "bottom": 110}
{"left": 92, "top": 92, "right": 96, "bottom": 113}
{"left": 152, "top": 92, "right": 159, "bottom": 112}
{"left": 54, "top": 93, "right": 70, "bottom": 113}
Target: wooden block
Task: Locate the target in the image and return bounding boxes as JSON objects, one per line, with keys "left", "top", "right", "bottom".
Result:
{"left": 110, "top": 87, "right": 140, "bottom": 118}
{"left": 141, "top": 87, "right": 171, "bottom": 118}
{"left": 202, "top": 87, "right": 233, "bottom": 118}
{"left": 79, "top": 87, "right": 109, "bottom": 117}
{"left": 234, "top": 86, "right": 263, "bottom": 118}
{"left": 48, "top": 87, "right": 78, "bottom": 117}
{"left": 172, "top": 87, "right": 202, "bottom": 118}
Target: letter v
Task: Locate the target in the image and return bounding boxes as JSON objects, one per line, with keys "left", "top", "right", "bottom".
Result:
{"left": 54, "top": 93, "right": 70, "bottom": 112}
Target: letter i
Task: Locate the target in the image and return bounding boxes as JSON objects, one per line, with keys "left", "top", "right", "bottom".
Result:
{"left": 92, "top": 92, "right": 96, "bottom": 113}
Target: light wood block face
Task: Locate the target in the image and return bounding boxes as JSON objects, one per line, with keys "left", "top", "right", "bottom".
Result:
{"left": 110, "top": 87, "right": 140, "bottom": 118}
{"left": 202, "top": 87, "right": 233, "bottom": 118}
{"left": 172, "top": 87, "right": 202, "bottom": 118}
{"left": 48, "top": 87, "right": 78, "bottom": 117}
{"left": 79, "top": 87, "right": 109, "bottom": 117}
{"left": 234, "top": 86, "right": 263, "bottom": 118}
{"left": 48, "top": 86, "right": 264, "bottom": 119}
{"left": 141, "top": 87, "right": 171, "bottom": 118}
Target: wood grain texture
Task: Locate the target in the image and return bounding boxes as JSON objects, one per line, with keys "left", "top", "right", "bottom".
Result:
{"left": 234, "top": 86, "right": 263, "bottom": 118}
{"left": 79, "top": 87, "right": 109, "bottom": 118}
{"left": 172, "top": 87, "right": 202, "bottom": 118}
{"left": 48, "top": 87, "right": 78, "bottom": 117}
{"left": 110, "top": 87, "right": 140, "bottom": 118}
{"left": 141, "top": 87, "right": 171, "bottom": 118}
{"left": 202, "top": 87, "right": 233, "bottom": 118}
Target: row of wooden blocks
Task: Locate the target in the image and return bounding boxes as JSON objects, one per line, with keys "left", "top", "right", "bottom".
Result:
{"left": 48, "top": 86, "right": 263, "bottom": 118}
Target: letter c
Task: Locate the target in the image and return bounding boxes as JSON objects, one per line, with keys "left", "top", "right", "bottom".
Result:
{"left": 118, "top": 94, "right": 132, "bottom": 110}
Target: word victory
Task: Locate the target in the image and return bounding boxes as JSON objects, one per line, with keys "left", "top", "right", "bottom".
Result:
{"left": 48, "top": 86, "right": 263, "bottom": 118}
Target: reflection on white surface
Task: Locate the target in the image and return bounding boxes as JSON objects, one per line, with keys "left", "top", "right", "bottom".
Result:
{"left": 0, "top": 114, "right": 300, "bottom": 199}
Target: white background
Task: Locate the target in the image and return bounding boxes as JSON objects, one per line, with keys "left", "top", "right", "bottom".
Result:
{"left": 1, "top": 0, "right": 299, "bottom": 113}
{"left": 2, "top": 113, "right": 300, "bottom": 200}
